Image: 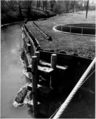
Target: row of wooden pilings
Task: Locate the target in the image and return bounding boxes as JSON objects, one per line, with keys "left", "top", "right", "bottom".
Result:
{"left": 31, "top": 52, "right": 57, "bottom": 117}
{"left": 24, "top": 52, "right": 57, "bottom": 117}
{"left": 22, "top": 27, "right": 57, "bottom": 117}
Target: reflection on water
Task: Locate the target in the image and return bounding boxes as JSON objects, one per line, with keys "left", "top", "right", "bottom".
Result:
{"left": 1, "top": 25, "right": 32, "bottom": 118}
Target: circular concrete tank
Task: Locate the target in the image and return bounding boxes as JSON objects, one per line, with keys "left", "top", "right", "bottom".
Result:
{"left": 53, "top": 23, "right": 95, "bottom": 35}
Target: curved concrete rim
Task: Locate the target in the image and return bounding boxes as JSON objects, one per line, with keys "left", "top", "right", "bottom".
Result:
{"left": 53, "top": 24, "right": 96, "bottom": 36}
{"left": 53, "top": 24, "right": 64, "bottom": 33}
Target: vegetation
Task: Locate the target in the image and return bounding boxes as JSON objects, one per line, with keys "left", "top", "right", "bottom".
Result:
{"left": 26, "top": 10, "right": 95, "bottom": 60}
{"left": 1, "top": 0, "right": 95, "bottom": 24}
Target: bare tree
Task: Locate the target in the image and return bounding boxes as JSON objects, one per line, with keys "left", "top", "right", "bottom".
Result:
{"left": 23, "top": 0, "right": 33, "bottom": 19}
{"left": 42, "top": 0, "right": 48, "bottom": 11}
{"left": 5, "top": 0, "right": 17, "bottom": 11}
{"left": 1, "top": 0, "right": 6, "bottom": 13}
{"left": 64, "top": 0, "right": 70, "bottom": 13}
{"left": 72, "top": 0, "right": 76, "bottom": 12}
{"left": 17, "top": 1, "right": 23, "bottom": 20}
{"left": 86, "top": 0, "right": 89, "bottom": 18}
{"left": 50, "top": 0, "right": 56, "bottom": 11}
{"left": 36, "top": 0, "right": 41, "bottom": 8}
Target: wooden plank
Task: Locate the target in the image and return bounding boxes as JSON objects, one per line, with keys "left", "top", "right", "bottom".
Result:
{"left": 40, "top": 60, "right": 68, "bottom": 70}
{"left": 38, "top": 65, "right": 53, "bottom": 73}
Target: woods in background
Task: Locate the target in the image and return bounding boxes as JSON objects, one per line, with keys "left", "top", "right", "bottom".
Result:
{"left": 1, "top": 0, "right": 95, "bottom": 24}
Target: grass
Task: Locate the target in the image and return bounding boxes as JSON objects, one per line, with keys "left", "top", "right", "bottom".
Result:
{"left": 26, "top": 10, "right": 95, "bottom": 60}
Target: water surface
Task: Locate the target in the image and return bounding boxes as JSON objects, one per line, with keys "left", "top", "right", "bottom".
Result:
{"left": 1, "top": 25, "right": 32, "bottom": 118}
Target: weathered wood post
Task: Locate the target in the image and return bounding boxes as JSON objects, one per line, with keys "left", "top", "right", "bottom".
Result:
{"left": 21, "top": 48, "right": 29, "bottom": 70}
{"left": 21, "top": 28, "right": 29, "bottom": 69}
{"left": 31, "top": 56, "right": 38, "bottom": 117}
{"left": 35, "top": 51, "right": 40, "bottom": 63}
{"left": 51, "top": 54, "right": 57, "bottom": 69}
{"left": 35, "top": 51, "right": 40, "bottom": 86}
{"left": 27, "top": 42, "right": 31, "bottom": 54}
{"left": 27, "top": 40, "right": 35, "bottom": 56}
{"left": 50, "top": 54, "right": 57, "bottom": 89}
{"left": 26, "top": 43, "right": 33, "bottom": 66}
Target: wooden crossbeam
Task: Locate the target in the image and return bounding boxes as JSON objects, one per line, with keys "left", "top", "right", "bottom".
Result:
{"left": 38, "top": 65, "right": 54, "bottom": 73}
{"left": 39, "top": 60, "right": 68, "bottom": 70}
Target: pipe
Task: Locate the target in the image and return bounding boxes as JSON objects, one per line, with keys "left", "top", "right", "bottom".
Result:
{"left": 52, "top": 57, "right": 96, "bottom": 119}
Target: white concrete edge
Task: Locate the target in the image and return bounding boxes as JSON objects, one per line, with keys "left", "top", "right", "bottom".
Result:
{"left": 53, "top": 24, "right": 63, "bottom": 33}
{"left": 53, "top": 24, "right": 96, "bottom": 37}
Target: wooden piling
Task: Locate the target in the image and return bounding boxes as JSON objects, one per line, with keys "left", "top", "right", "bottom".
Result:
{"left": 35, "top": 51, "right": 40, "bottom": 63}
{"left": 50, "top": 54, "right": 57, "bottom": 89}
{"left": 27, "top": 41, "right": 35, "bottom": 56}
{"left": 31, "top": 56, "right": 38, "bottom": 117}
{"left": 51, "top": 54, "right": 57, "bottom": 69}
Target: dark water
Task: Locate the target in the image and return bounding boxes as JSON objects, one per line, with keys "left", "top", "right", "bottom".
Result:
{"left": 1, "top": 25, "right": 32, "bottom": 118}
{"left": 56, "top": 23, "right": 95, "bottom": 35}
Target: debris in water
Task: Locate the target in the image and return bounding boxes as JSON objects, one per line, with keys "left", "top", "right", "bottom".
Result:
{"left": 23, "top": 68, "right": 33, "bottom": 79}
{"left": 13, "top": 83, "right": 32, "bottom": 108}
{"left": 24, "top": 91, "right": 33, "bottom": 106}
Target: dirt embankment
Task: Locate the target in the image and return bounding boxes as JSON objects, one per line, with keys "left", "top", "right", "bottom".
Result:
{"left": 26, "top": 11, "right": 95, "bottom": 60}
